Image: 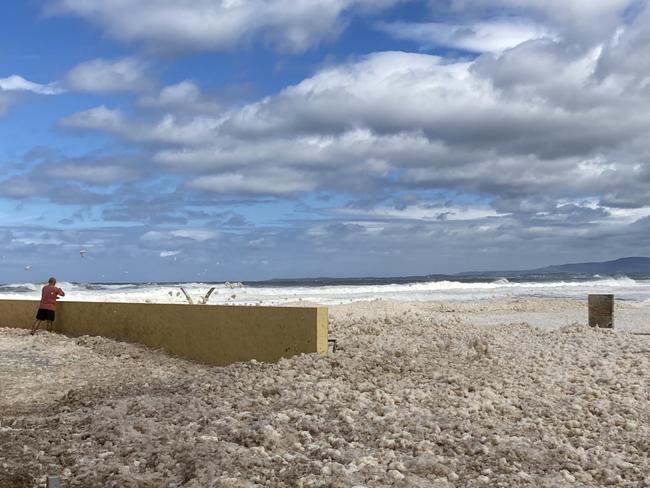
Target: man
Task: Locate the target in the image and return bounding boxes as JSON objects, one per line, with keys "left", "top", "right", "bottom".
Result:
{"left": 31, "top": 277, "right": 65, "bottom": 335}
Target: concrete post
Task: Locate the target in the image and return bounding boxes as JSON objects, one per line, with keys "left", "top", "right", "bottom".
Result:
{"left": 46, "top": 475, "right": 61, "bottom": 488}
{"left": 588, "top": 294, "right": 614, "bottom": 328}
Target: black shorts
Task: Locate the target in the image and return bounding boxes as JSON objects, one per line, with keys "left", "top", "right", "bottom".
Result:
{"left": 36, "top": 309, "right": 55, "bottom": 321}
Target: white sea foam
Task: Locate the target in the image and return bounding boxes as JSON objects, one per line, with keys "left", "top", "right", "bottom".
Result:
{"left": 2, "top": 276, "right": 650, "bottom": 305}
{"left": 3, "top": 300, "right": 650, "bottom": 485}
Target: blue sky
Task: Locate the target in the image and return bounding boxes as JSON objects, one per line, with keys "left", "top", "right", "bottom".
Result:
{"left": 1, "top": 0, "right": 650, "bottom": 282}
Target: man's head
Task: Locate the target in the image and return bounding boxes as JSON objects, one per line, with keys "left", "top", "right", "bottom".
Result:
{"left": 48, "top": 277, "right": 56, "bottom": 285}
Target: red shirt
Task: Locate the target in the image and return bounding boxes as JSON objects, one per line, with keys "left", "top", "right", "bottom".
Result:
{"left": 39, "top": 285, "right": 65, "bottom": 311}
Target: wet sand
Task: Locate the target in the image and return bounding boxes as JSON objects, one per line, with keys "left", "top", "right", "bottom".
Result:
{"left": 2, "top": 298, "right": 650, "bottom": 487}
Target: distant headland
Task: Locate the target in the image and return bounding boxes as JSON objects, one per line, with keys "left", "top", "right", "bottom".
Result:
{"left": 253, "top": 257, "right": 650, "bottom": 287}
{"left": 458, "top": 257, "right": 650, "bottom": 277}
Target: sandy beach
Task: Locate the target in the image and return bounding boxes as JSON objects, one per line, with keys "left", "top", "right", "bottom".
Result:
{"left": 2, "top": 298, "right": 650, "bottom": 487}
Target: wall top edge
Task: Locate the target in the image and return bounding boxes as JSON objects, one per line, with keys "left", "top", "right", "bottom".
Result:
{"left": 0, "top": 298, "right": 327, "bottom": 312}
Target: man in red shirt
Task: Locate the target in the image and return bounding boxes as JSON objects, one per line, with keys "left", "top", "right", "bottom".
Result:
{"left": 31, "top": 277, "right": 65, "bottom": 335}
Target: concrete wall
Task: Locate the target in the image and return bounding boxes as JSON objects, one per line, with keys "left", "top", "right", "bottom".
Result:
{"left": 0, "top": 300, "right": 328, "bottom": 366}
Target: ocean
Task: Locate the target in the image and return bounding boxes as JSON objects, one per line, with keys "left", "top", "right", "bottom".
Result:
{"left": 2, "top": 274, "right": 650, "bottom": 305}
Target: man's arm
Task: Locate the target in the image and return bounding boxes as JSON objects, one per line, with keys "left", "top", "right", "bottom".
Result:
{"left": 57, "top": 288, "right": 65, "bottom": 297}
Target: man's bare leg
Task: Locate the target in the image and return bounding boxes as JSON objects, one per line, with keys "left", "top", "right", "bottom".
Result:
{"left": 47, "top": 321, "right": 53, "bottom": 332}
{"left": 31, "top": 319, "right": 41, "bottom": 335}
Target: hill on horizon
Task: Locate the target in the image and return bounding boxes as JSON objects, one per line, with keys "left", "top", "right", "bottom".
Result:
{"left": 260, "top": 257, "right": 650, "bottom": 284}
{"left": 459, "top": 257, "right": 650, "bottom": 277}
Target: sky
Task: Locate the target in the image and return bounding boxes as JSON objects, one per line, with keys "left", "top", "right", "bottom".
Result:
{"left": 1, "top": 0, "right": 650, "bottom": 282}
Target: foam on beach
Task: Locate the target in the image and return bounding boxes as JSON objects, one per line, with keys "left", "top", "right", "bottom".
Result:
{"left": 2, "top": 298, "right": 650, "bottom": 486}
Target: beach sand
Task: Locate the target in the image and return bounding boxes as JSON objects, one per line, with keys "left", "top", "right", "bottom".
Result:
{"left": 2, "top": 298, "right": 650, "bottom": 487}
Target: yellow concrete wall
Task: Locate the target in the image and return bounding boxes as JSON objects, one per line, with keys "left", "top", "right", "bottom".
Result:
{"left": 0, "top": 300, "right": 328, "bottom": 366}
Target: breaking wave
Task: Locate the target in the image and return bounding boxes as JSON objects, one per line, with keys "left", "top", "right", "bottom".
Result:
{"left": 1, "top": 275, "right": 649, "bottom": 305}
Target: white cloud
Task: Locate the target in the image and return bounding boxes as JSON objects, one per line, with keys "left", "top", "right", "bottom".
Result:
{"left": 187, "top": 169, "right": 316, "bottom": 196}
{"left": 141, "top": 231, "right": 166, "bottom": 241}
{"left": 160, "top": 250, "right": 181, "bottom": 257}
{"left": 0, "top": 75, "right": 63, "bottom": 116}
{"left": 605, "top": 206, "right": 650, "bottom": 224}
{"left": 142, "top": 229, "right": 217, "bottom": 242}
{"left": 595, "top": 4, "right": 650, "bottom": 85}
{"left": 378, "top": 19, "right": 554, "bottom": 52}
{"left": 0, "top": 75, "right": 63, "bottom": 95}
{"left": 58, "top": 44, "right": 650, "bottom": 202}
{"left": 153, "top": 129, "right": 420, "bottom": 171}
{"left": 60, "top": 105, "right": 126, "bottom": 131}
{"left": 66, "top": 57, "right": 152, "bottom": 92}
{"left": 340, "top": 204, "right": 509, "bottom": 221}
{"left": 144, "top": 115, "right": 224, "bottom": 145}
{"left": 54, "top": 2, "right": 650, "bottom": 210}
{"left": 138, "top": 80, "right": 219, "bottom": 113}
{"left": 170, "top": 229, "right": 218, "bottom": 241}
{"left": 220, "top": 51, "right": 497, "bottom": 139}
{"left": 435, "top": 0, "right": 636, "bottom": 45}
{"left": 142, "top": 80, "right": 200, "bottom": 107}
{"left": 61, "top": 106, "right": 223, "bottom": 145}
{"left": 47, "top": 0, "right": 402, "bottom": 53}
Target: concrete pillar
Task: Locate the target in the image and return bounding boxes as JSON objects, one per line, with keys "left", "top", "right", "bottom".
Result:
{"left": 46, "top": 475, "right": 61, "bottom": 488}
{"left": 588, "top": 294, "right": 614, "bottom": 328}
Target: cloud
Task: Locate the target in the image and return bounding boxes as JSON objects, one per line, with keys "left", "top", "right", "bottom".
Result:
{"left": 57, "top": 30, "right": 650, "bottom": 205}
{"left": 61, "top": 106, "right": 223, "bottom": 145}
{"left": 170, "top": 228, "right": 218, "bottom": 241}
{"left": 0, "top": 151, "right": 143, "bottom": 205}
{"left": 0, "top": 176, "right": 108, "bottom": 204}
{"left": 2, "top": 192, "right": 649, "bottom": 281}
{"left": 138, "top": 80, "right": 219, "bottom": 113}
{"left": 339, "top": 203, "right": 509, "bottom": 221}
{"left": 142, "top": 228, "right": 218, "bottom": 242}
{"left": 4, "top": 0, "right": 650, "bottom": 280}
{"left": 60, "top": 105, "right": 127, "bottom": 132}
{"left": 44, "top": 162, "right": 138, "bottom": 185}
{"left": 0, "top": 74, "right": 63, "bottom": 116}
{"left": 378, "top": 19, "right": 554, "bottom": 53}
{"left": 187, "top": 168, "right": 316, "bottom": 196}
{"left": 432, "top": 0, "right": 635, "bottom": 44}
{"left": 43, "top": 0, "right": 650, "bottom": 277}
{"left": 46, "top": 0, "right": 403, "bottom": 53}
{"left": 160, "top": 250, "right": 181, "bottom": 258}
{"left": 0, "top": 75, "right": 63, "bottom": 95}
{"left": 595, "top": 3, "right": 650, "bottom": 86}
{"left": 65, "top": 57, "right": 152, "bottom": 92}
{"left": 0, "top": 177, "right": 41, "bottom": 199}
